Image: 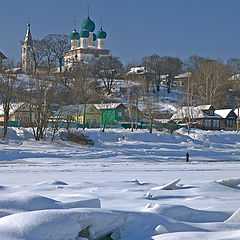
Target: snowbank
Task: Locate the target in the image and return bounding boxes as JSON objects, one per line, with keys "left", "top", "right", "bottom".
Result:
{"left": 0, "top": 208, "right": 124, "bottom": 240}
{"left": 0, "top": 195, "right": 101, "bottom": 211}
{"left": 142, "top": 203, "right": 229, "bottom": 223}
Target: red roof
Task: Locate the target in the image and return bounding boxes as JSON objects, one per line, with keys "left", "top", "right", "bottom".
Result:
{"left": 0, "top": 51, "right": 7, "bottom": 59}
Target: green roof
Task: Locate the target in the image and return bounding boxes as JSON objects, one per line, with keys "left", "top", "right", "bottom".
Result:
{"left": 81, "top": 17, "right": 95, "bottom": 32}
{"left": 70, "top": 30, "right": 80, "bottom": 40}
{"left": 96, "top": 28, "right": 107, "bottom": 39}
{"left": 80, "top": 29, "right": 90, "bottom": 38}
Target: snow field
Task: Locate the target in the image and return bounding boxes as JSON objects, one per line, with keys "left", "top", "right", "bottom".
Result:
{"left": 0, "top": 128, "right": 240, "bottom": 239}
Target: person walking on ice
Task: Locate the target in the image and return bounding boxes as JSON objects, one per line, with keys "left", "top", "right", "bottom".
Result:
{"left": 186, "top": 152, "right": 190, "bottom": 162}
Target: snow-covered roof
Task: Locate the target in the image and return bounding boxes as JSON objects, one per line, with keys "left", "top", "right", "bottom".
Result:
{"left": 171, "top": 107, "right": 204, "bottom": 120}
{"left": 5, "top": 68, "right": 25, "bottom": 74}
{"left": 215, "top": 109, "right": 234, "bottom": 118}
{"left": 0, "top": 102, "right": 25, "bottom": 115}
{"left": 127, "top": 66, "right": 152, "bottom": 75}
{"left": 234, "top": 108, "right": 240, "bottom": 118}
{"left": 53, "top": 104, "right": 95, "bottom": 117}
{"left": 197, "top": 105, "right": 213, "bottom": 111}
{"left": 171, "top": 105, "right": 220, "bottom": 120}
{"left": 174, "top": 72, "right": 192, "bottom": 79}
{"left": 228, "top": 74, "right": 240, "bottom": 81}
{"left": 94, "top": 103, "right": 124, "bottom": 110}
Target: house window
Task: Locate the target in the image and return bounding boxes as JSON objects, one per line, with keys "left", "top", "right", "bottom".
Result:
{"left": 86, "top": 119, "right": 91, "bottom": 124}
{"left": 24, "top": 116, "right": 30, "bottom": 122}
{"left": 117, "top": 111, "right": 122, "bottom": 117}
{"left": 89, "top": 107, "right": 94, "bottom": 112}
{"left": 213, "top": 119, "right": 220, "bottom": 128}
{"left": 92, "top": 119, "right": 97, "bottom": 125}
{"left": 226, "top": 119, "right": 235, "bottom": 127}
{"left": 204, "top": 119, "right": 211, "bottom": 128}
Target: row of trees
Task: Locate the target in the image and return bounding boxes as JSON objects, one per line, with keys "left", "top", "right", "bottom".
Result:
{"left": 31, "top": 34, "right": 70, "bottom": 74}
{"left": 0, "top": 56, "right": 124, "bottom": 139}
{"left": 182, "top": 56, "right": 240, "bottom": 109}
{"left": 1, "top": 47, "right": 240, "bottom": 138}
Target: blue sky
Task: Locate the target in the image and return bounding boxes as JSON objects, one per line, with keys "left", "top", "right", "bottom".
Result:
{"left": 1, "top": 0, "right": 240, "bottom": 65}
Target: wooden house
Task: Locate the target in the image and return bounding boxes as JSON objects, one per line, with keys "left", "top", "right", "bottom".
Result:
{"left": 171, "top": 105, "right": 238, "bottom": 130}
{"left": 174, "top": 72, "right": 192, "bottom": 86}
{"left": 0, "top": 102, "right": 36, "bottom": 127}
{"left": 94, "top": 103, "right": 126, "bottom": 125}
{"left": 53, "top": 104, "right": 101, "bottom": 128}
{"left": 214, "top": 109, "right": 237, "bottom": 130}
{"left": 171, "top": 105, "right": 222, "bottom": 130}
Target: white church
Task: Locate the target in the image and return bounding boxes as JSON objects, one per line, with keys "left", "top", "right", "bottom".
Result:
{"left": 64, "top": 10, "right": 110, "bottom": 70}
{"left": 22, "top": 8, "right": 110, "bottom": 72}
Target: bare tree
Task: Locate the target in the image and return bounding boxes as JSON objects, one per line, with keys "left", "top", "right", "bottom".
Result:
{"left": 44, "top": 34, "right": 70, "bottom": 73}
{"left": 93, "top": 56, "right": 123, "bottom": 94}
{"left": 32, "top": 40, "right": 46, "bottom": 73}
{"left": 142, "top": 55, "right": 183, "bottom": 93}
{"left": 41, "top": 39, "right": 56, "bottom": 74}
{"left": 124, "top": 69, "right": 143, "bottom": 130}
{"left": 192, "top": 60, "right": 231, "bottom": 107}
{"left": 126, "top": 87, "right": 134, "bottom": 132}
{"left": 0, "top": 73, "right": 19, "bottom": 137}
{"left": 184, "top": 55, "right": 209, "bottom": 73}
{"left": 2, "top": 57, "right": 17, "bottom": 71}
{"left": 138, "top": 73, "right": 156, "bottom": 133}
{"left": 227, "top": 58, "right": 240, "bottom": 74}
{"left": 23, "top": 74, "right": 56, "bottom": 141}
{"left": 142, "top": 54, "right": 162, "bottom": 92}
{"left": 49, "top": 107, "right": 65, "bottom": 141}
{"left": 68, "top": 64, "right": 102, "bottom": 130}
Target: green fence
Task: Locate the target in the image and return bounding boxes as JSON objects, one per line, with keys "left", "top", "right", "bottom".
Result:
{"left": 9, "top": 121, "right": 23, "bottom": 127}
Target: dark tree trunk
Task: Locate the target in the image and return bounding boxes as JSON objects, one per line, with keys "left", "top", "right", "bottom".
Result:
{"left": 83, "top": 104, "right": 86, "bottom": 130}
{"left": 66, "top": 117, "right": 70, "bottom": 131}
{"left": 59, "top": 57, "right": 63, "bottom": 73}
{"left": 102, "top": 123, "right": 106, "bottom": 132}
{"left": 135, "top": 96, "right": 139, "bottom": 130}
{"left": 149, "top": 116, "right": 153, "bottom": 134}
{"left": 3, "top": 104, "right": 10, "bottom": 138}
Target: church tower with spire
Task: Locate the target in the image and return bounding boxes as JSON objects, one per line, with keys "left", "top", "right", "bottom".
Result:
{"left": 22, "top": 21, "right": 34, "bottom": 72}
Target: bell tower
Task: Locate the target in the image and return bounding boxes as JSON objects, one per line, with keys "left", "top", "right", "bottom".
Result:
{"left": 22, "top": 19, "right": 34, "bottom": 72}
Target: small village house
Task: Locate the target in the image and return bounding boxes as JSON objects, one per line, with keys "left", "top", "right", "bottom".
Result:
{"left": 174, "top": 72, "right": 192, "bottom": 86}
{"left": 0, "top": 102, "right": 36, "bottom": 127}
{"left": 94, "top": 103, "right": 126, "bottom": 126}
{"left": 171, "top": 105, "right": 224, "bottom": 130}
{"left": 53, "top": 104, "right": 101, "bottom": 128}
{"left": 214, "top": 109, "right": 237, "bottom": 130}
